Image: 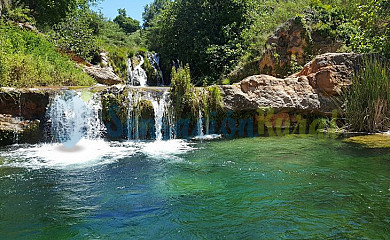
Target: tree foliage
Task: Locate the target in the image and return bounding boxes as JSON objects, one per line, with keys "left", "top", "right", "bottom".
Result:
{"left": 50, "top": 9, "right": 99, "bottom": 61}
{"left": 113, "top": 8, "right": 140, "bottom": 34}
{"left": 146, "top": 0, "right": 247, "bottom": 84}
{"left": 142, "top": 0, "right": 171, "bottom": 28}
{"left": 350, "top": 0, "right": 390, "bottom": 57}
{"left": 16, "top": 0, "right": 97, "bottom": 26}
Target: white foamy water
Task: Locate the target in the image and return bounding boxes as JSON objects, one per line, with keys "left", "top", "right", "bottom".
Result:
{"left": 0, "top": 139, "right": 195, "bottom": 170}
{"left": 0, "top": 139, "right": 138, "bottom": 170}
{"left": 193, "top": 134, "right": 222, "bottom": 141}
{"left": 140, "top": 139, "right": 195, "bottom": 160}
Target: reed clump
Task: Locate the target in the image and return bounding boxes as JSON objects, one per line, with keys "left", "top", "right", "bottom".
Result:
{"left": 343, "top": 57, "right": 390, "bottom": 132}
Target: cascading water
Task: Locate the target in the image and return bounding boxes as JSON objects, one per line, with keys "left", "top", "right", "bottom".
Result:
{"left": 47, "top": 91, "right": 103, "bottom": 148}
{"left": 152, "top": 91, "right": 169, "bottom": 141}
{"left": 194, "top": 109, "right": 221, "bottom": 140}
{"left": 127, "top": 58, "right": 134, "bottom": 85}
{"left": 205, "top": 114, "right": 210, "bottom": 135}
{"left": 197, "top": 108, "right": 204, "bottom": 137}
{"left": 128, "top": 56, "right": 148, "bottom": 87}
{"left": 147, "top": 53, "right": 164, "bottom": 86}
{"left": 0, "top": 89, "right": 193, "bottom": 170}
{"left": 127, "top": 90, "right": 141, "bottom": 140}
{"left": 85, "top": 92, "right": 105, "bottom": 139}
{"left": 12, "top": 92, "right": 23, "bottom": 144}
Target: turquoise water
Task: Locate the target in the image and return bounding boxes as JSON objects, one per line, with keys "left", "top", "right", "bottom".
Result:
{"left": 0, "top": 136, "right": 389, "bottom": 239}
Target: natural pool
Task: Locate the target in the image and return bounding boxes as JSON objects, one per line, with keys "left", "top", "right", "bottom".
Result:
{"left": 0, "top": 136, "right": 389, "bottom": 239}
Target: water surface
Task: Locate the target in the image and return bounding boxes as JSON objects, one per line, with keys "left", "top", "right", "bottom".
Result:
{"left": 0, "top": 136, "right": 389, "bottom": 239}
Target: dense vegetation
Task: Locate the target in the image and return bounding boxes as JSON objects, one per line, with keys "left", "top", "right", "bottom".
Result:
{"left": 0, "top": 22, "right": 95, "bottom": 87}
{"left": 0, "top": 0, "right": 149, "bottom": 87}
{"left": 343, "top": 57, "right": 389, "bottom": 132}
{"left": 144, "top": 0, "right": 389, "bottom": 84}
{"left": 0, "top": 0, "right": 389, "bottom": 133}
{"left": 0, "top": 0, "right": 388, "bottom": 87}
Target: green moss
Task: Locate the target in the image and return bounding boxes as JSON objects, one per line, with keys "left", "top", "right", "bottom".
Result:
{"left": 101, "top": 92, "right": 128, "bottom": 124}
{"left": 135, "top": 99, "right": 154, "bottom": 119}
{"left": 345, "top": 134, "right": 390, "bottom": 148}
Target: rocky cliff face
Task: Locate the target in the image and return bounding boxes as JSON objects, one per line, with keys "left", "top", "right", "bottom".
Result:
{"left": 259, "top": 17, "right": 343, "bottom": 78}
{"left": 0, "top": 88, "right": 51, "bottom": 120}
{"left": 222, "top": 53, "right": 363, "bottom": 117}
{"left": 294, "top": 53, "right": 364, "bottom": 95}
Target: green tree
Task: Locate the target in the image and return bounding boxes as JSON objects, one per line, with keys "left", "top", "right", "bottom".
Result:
{"left": 113, "top": 8, "right": 140, "bottom": 34}
{"left": 16, "top": 0, "right": 100, "bottom": 26}
{"left": 142, "top": 0, "right": 171, "bottom": 28}
{"left": 50, "top": 9, "right": 98, "bottom": 61}
{"left": 0, "top": 0, "right": 11, "bottom": 18}
{"left": 350, "top": 0, "right": 390, "bottom": 57}
{"left": 146, "top": 0, "right": 247, "bottom": 84}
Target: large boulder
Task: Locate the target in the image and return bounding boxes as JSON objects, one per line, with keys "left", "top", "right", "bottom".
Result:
{"left": 294, "top": 53, "right": 364, "bottom": 95}
{"left": 220, "top": 75, "right": 321, "bottom": 114}
{"left": 84, "top": 66, "right": 122, "bottom": 85}
{"left": 222, "top": 53, "right": 364, "bottom": 116}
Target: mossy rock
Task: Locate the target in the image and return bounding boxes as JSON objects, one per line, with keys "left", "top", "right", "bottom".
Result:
{"left": 344, "top": 134, "right": 390, "bottom": 148}
{"left": 101, "top": 91, "right": 128, "bottom": 124}
{"left": 0, "top": 119, "right": 41, "bottom": 146}
{"left": 136, "top": 100, "right": 154, "bottom": 120}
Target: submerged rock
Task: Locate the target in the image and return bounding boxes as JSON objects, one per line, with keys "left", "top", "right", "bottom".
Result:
{"left": 345, "top": 134, "right": 390, "bottom": 148}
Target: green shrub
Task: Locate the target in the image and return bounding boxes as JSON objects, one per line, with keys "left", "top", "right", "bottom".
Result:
{"left": 170, "top": 65, "right": 200, "bottom": 120}
{"left": 2, "top": 4, "right": 35, "bottom": 24}
{"left": 205, "top": 85, "right": 224, "bottom": 118}
{"left": 113, "top": 8, "right": 140, "bottom": 34}
{"left": 50, "top": 9, "right": 98, "bottom": 62}
{"left": 350, "top": 0, "right": 390, "bottom": 57}
{"left": 343, "top": 57, "right": 390, "bottom": 132}
{"left": 0, "top": 22, "right": 95, "bottom": 87}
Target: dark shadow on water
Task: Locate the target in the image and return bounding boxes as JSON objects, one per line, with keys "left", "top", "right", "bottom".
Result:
{"left": 54, "top": 145, "right": 86, "bottom": 153}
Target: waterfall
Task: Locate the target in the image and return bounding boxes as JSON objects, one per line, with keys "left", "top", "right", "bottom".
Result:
{"left": 197, "top": 108, "right": 204, "bottom": 137}
{"left": 147, "top": 53, "right": 164, "bottom": 86}
{"left": 13, "top": 92, "right": 22, "bottom": 144}
{"left": 193, "top": 109, "right": 221, "bottom": 140}
{"left": 47, "top": 91, "right": 103, "bottom": 148}
{"left": 85, "top": 93, "right": 105, "bottom": 140}
{"left": 205, "top": 114, "right": 210, "bottom": 135}
{"left": 152, "top": 91, "right": 169, "bottom": 141}
{"left": 127, "top": 58, "right": 134, "bottom": 85}
{"left": 128, "top": 56, "right": 148, "bottom": 87}
{"left": 127, "top": 90, "right": 141, "bottom": 140}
